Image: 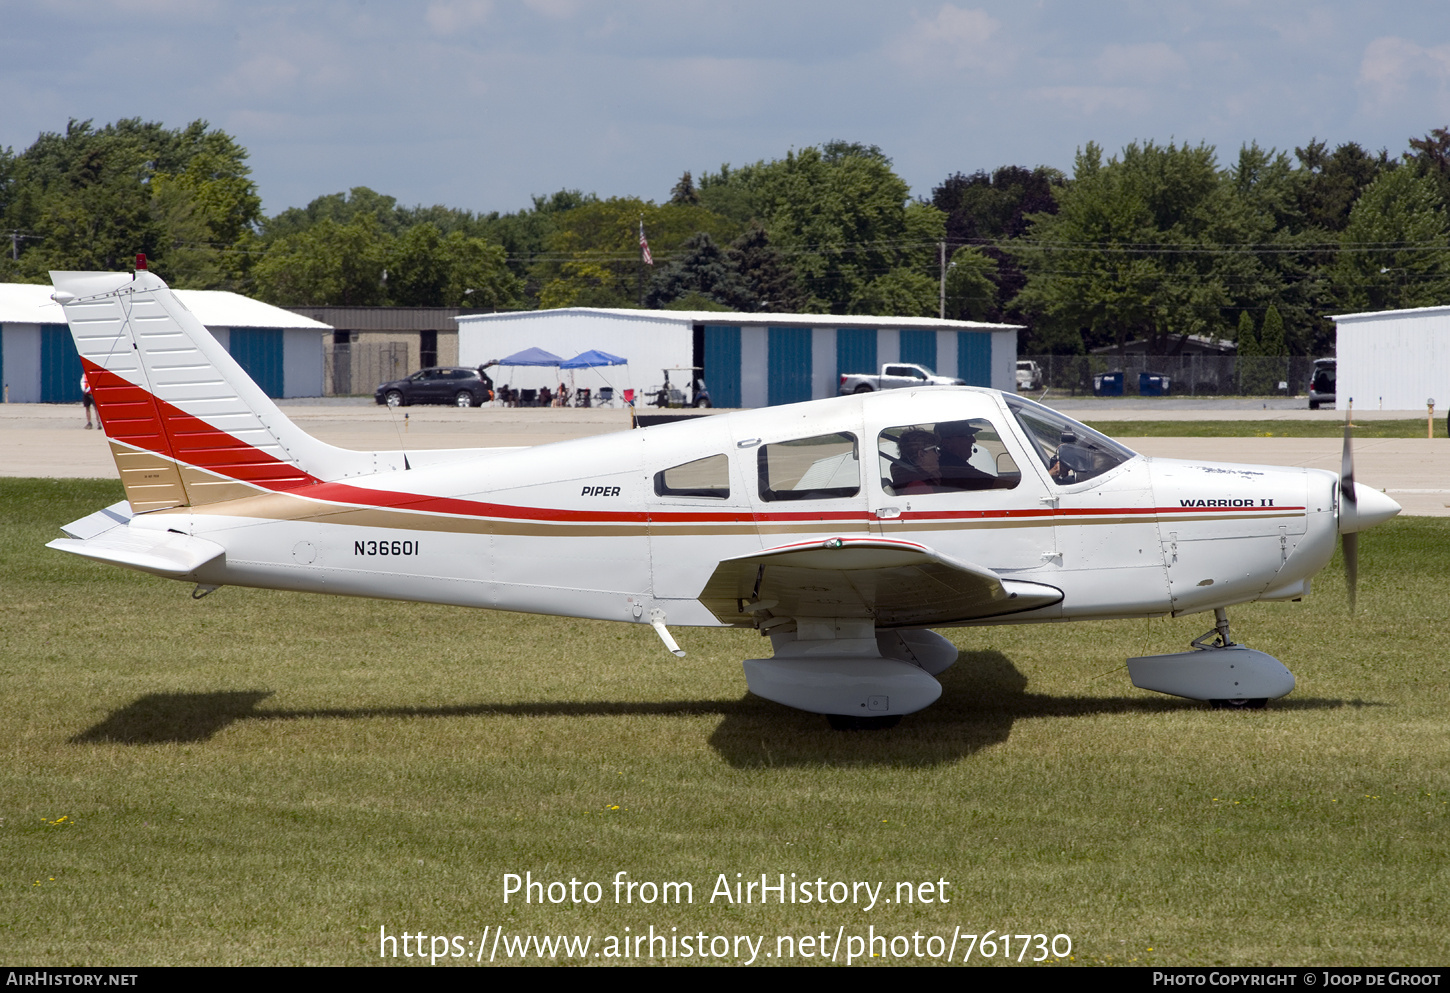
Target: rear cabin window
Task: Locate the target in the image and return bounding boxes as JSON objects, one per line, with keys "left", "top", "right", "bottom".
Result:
{"left": 878, "top": 418, "right": 1021, "bottom": 496}
{"left": 655, "top": 454, "right": 730, "bottom": 499}
{"left": 758, "top": 433, "right": 860, "bottom": 501}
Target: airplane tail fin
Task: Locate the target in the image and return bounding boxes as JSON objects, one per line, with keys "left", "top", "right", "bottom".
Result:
{"left": 51, "top": 269, "right": 376, "bottom": 513}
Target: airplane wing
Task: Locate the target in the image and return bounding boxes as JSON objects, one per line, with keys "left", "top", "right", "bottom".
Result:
{"left": 697, "top": 536, "right": 1062, "bottom": 628}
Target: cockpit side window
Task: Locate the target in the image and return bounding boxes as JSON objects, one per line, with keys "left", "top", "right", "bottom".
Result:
{"left": 758, "top": 432, "right": 860, "bottom": 501}
{"left": 878, "top": 418, "right": 1021, "bottom": 496}
{"left": 1004, "top": 395, "right": 1135, "bottom": 486}
{"left": 655, "top": 454, "right": 729, "bottom": 499}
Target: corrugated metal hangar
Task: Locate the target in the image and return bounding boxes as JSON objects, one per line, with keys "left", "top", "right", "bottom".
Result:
{"left": 1331, "top": 305, "right": 1450, "bottom": 411}
{"left": 0, "top": 283, "right": 332, "bottom": 402}
{"left": 456, "top": 308, "right": 1020, "bottom": 407}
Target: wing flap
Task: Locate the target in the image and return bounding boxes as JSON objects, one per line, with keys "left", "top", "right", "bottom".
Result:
{"left": 698, "top": 537, "right": 1061, "bottom": 627}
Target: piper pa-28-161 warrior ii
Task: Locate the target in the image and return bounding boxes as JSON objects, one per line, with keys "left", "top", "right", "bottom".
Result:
{"left": 46, "top": 266, "right": 1401, "bottom": 729}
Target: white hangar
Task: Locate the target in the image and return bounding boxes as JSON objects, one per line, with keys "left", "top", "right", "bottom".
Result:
{"left": 1331, "top": 305, "right": 1450, "bottom": 412}
{"left": 456, "top": 308, "right": 1021, "bottom": 406}
{"left": 0, "top": 282, "right": 332, "bottom": 402}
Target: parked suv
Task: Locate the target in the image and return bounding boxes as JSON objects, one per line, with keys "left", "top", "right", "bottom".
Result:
{"left": 375, "top": 367, "right": 492, "bottom": 407}
{"left": 1307, "top": 359, "right": 1335, "bottom": 410}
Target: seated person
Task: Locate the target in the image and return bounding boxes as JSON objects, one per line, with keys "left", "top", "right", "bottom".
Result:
{"left": 936, "top": 420, "right": 997, "bottom": 491}
{"left": 891, "top": 428, "right": 941, "bottom": 493}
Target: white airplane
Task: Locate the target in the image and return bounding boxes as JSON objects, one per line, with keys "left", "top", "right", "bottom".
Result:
{"left": 46, "top": 267, "right": 1401, "bottom": 729}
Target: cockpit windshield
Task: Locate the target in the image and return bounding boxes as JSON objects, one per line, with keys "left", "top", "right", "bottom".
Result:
{"left": 1003, "top": 395, "right": 1136, "bottom": 486}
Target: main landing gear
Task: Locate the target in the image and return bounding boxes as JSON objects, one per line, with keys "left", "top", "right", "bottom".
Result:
{"left": 1126, "top": 608, "right": 1294, "bottom": 709}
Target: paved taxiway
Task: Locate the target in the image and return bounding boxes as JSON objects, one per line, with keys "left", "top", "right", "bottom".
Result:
{"left": 3, "top": 399, "right": 1446, "bottom": 516}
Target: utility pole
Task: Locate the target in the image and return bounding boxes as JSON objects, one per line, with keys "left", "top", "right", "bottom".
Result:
{"left": 938, "top": 241, "right": 946, "bottom": 320}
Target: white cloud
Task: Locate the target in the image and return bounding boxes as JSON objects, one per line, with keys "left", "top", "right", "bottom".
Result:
{"left": 1095, "top": 43, "right": 1189, "bottom": 85}
{"left": 220, "top": 54, "right": 302, "bottom": 100}
{"left": 1358, "top": 36, "right": 1450, "bottom": 109}
{"left": 1030, "top": 85, "right": 1152, "bottom": 118}
{"left": 886, "top": 5, "right": 1009, "bottom": 75}
{"left": 524, "top": 0, "right": 581, "bottom": 20}
{"left": 425, "top": 1, "right": 493, "bottom": 35}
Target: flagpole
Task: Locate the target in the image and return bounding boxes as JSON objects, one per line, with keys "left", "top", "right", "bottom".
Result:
{"left": 638, "top": 216, "right": 646, "bottom": 307}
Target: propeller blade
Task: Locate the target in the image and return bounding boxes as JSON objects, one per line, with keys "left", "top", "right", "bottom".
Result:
{"left": 1340, "top": 423, "right": 1357, "bottom": 516}
{"left": 1341, "top": 422, "right": 1358, "bottom": 611}
{"left": 1343, "top": 530, "right": 1358, "bottom": 613}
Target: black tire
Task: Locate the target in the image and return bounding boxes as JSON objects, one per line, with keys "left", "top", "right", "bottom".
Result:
{"left": 385, "top": 390, "right": 405, "bottom": 408}
{"left": 1209, "top": 698, "right": 1268, "bottom": 710}
{"left": 1309, "top": 400, "right": 1319, "bottom": 410}
{"left": 853, "top": 384, "right": 873, "bottom": 394}
{"left": 826, "top": 714, "right": 901, "bottom": 731}
{"left": 694, "top": 397, "right": 712, "bottom": 408}
{"left": 456, "top": 390, "right": 476, "bottom": 408}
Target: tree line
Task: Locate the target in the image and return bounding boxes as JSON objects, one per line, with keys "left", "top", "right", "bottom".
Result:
{"left": 4, "top": 118, "right": 1450, "bottom": 356}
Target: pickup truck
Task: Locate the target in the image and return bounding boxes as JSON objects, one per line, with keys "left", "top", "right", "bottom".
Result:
{"left": 838, "top": 363, "right": 967, "bottom": 394}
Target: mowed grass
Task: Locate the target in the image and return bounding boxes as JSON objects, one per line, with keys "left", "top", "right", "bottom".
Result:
{"left": 2, "top": 478, "right": 1447, "bottom": 966}
{"left": 1085, "top": 418, "right": 1444, "bottom": 439}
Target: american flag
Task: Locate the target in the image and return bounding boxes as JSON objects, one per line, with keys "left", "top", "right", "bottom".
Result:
{"left": 639, "top": 219, "right": 653, "bottom": 265}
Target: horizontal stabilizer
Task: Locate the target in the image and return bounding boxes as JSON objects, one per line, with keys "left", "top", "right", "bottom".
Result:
{"left": 59, "top": 500, "right": 134, "bottom": 540}
{"left": 48, "top": 529, "right": 224, "bottom": 578}
{"left": 699, "top": 536, "right": 1062, "bottom": 627}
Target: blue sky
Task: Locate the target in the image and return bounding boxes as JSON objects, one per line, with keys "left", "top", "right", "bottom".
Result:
{"left": 4, "top": 1, "right": 1449, "bottom": 216}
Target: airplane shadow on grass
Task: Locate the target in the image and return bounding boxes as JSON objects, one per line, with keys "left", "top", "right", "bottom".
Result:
{"left": 71, "top": 651, "right": 1374, "bottom": 768}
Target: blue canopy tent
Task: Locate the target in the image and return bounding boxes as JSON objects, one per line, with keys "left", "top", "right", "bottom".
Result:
{"left": 491, "top": 347, "right": 565, "bottom": 406}
{"left": 498, "top": 346, "right": 565, "bottom": 366}
{"left": 561, "top": 349, "right": 627, "bottom": 369}
{"left": 558, "top": 349, "right": 630, "bottom": 407}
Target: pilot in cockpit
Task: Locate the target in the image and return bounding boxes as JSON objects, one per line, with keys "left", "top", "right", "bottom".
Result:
{"left": 936, "top": 420, "right": 996, "bottom": 491}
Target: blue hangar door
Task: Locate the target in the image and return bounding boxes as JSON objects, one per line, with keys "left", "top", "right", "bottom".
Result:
{"left": 228, "top": 328, "right": 285, "bottom": 398}
{"left": 767, "top": 327, "right": 812, "bottom": 406}
{"left": 41, "top": 325, "right": 83, "bottom": 403}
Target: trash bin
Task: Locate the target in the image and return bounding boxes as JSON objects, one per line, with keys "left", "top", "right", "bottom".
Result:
{"left": 1139, "top": 372, "right": 1171, "bottom": 396}
{"left": 1094, "top": 371, "right": 1124, "bottom": 397}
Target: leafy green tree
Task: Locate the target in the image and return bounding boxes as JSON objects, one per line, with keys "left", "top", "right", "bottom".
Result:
{"left": 1330, "top": 166, "right": 1450, "bottom": 313}
{"left": 944, "top": 245, "right": 997, "bottom": 321}
{"left": 669, "top": 171, "right": 699, "bottom": 206}
{"left": 532, "top": 197, "right": 739, "bottom": 308}
{"left": 726, "top": 223, "right": 808, "bottom": 312}
{"left": 645, "top": 232, "right": 752, "bottom": 310}
{"left": 1222, "top": 143, "right": 1325, "bottom": 355}
{"left": 1, "top": 118, "right": 260, "bottom": 286}
{"left": 264, "top": 187, "right": 403, "bottom": 240}
{"left": 445, "top": 231, "right": 521, "bottom": 309}
{"left": 1259, "top": 304, "right": 1286, "bottom": 356}
{"left": 1012, "top": 141, "right": 1237, "bottom": 357}
{"left": 930, "top": 165, "right": 1063, "bottom": 324}
{"left": 1294, "top": 139, "right": 1394, "bottom": 233}
{"left": 697, "top": 143, "right": 944, "bottom": 313}
{"left": 1236, "top": 310, "right": 1260, "bottom": 355}
{"left": 1406, "top": 128, "right": 1450, "bottom": 208}
{"left": 252, "top": 214, "right": 390, "bottom": 306}
{"left": 854, "top": 269, "right": 937, "bottom": 318}
{"left": 1235, "top": 308, "right": 1272, "bottom": 394}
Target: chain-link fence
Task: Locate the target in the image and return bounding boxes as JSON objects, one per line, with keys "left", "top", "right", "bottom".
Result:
{"left": 1018, "top": 355, "right": 1322, "bottom": 397}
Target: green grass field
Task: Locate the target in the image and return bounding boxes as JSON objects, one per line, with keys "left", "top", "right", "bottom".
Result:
{"left": 2, "top": 479, "right": 1446, "bottom": 966}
